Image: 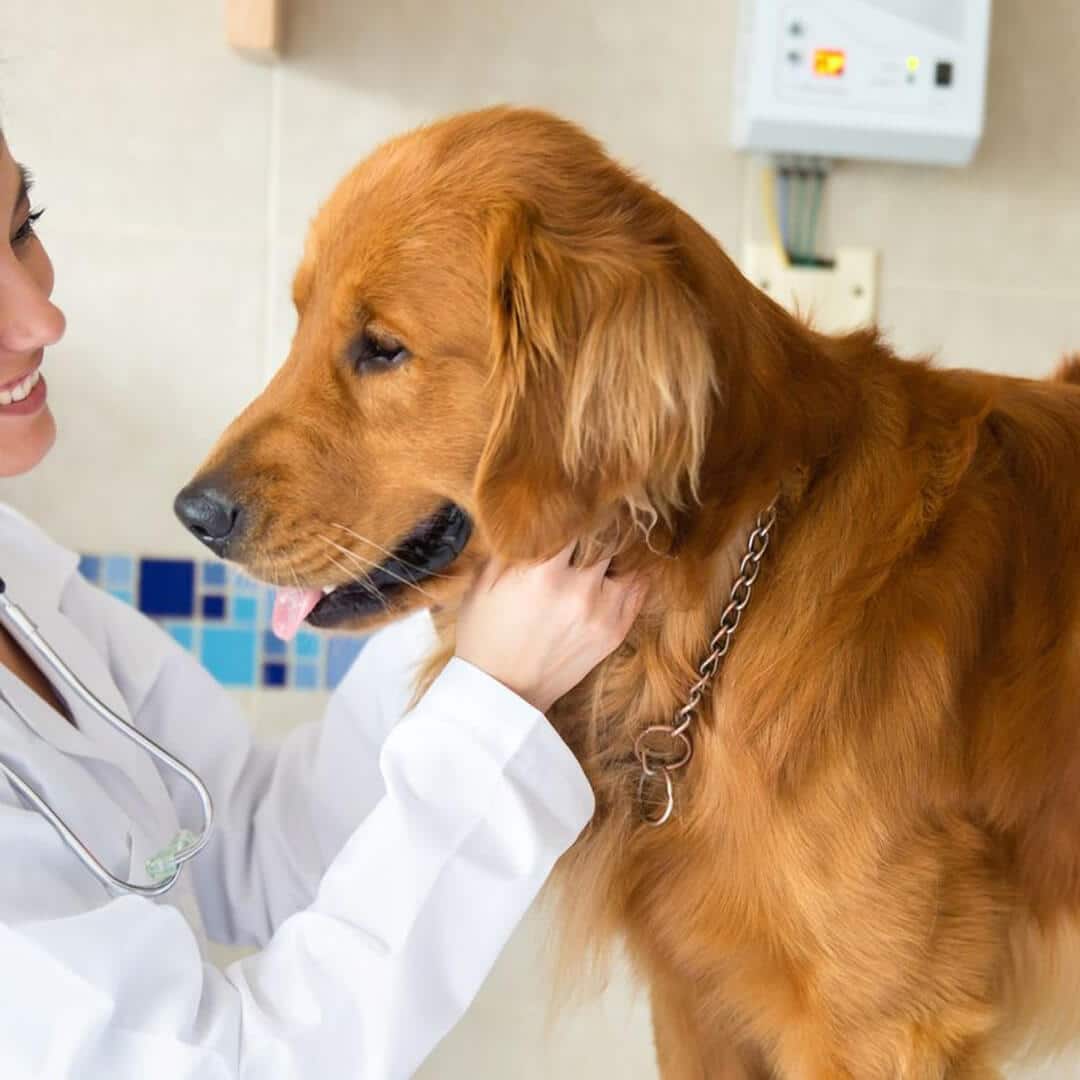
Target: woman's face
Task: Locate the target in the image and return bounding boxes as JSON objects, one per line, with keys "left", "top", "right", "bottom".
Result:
{"left": 0, "top": 135, "right": 65, "bottom": 476}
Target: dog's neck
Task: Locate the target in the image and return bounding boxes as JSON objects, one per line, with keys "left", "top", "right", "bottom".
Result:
{"left": 427, "top": 229, "right": 875, "bottom": 819}
{"left": 551, "top": 210, "right": 905, "bottom": 815}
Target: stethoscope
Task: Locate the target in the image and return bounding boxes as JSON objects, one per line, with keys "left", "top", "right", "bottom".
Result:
{"left": 0, "top": 576, "right": 214, "bottom": 897}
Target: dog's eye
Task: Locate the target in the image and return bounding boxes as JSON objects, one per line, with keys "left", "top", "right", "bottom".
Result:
{"left": 347, "top": 331, "right": 411, "bottom": 374}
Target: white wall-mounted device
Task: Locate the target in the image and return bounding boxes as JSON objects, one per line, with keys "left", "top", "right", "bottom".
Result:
{"left": 732, "top": 0, "right": 993, "bottom": 166}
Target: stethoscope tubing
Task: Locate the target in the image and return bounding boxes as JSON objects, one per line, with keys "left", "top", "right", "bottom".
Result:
{"left": 0, "top": 578, "right": 214, "bottom": 896}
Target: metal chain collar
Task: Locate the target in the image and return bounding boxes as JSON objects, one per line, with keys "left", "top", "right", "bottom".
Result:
{"left": 635, "top": 503, "right": 778, "bottom": 827}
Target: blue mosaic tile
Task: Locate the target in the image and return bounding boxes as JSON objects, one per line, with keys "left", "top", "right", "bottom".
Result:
{"left": 201, "top": 562, "right": 226, "bottom": 587}
{"left": 139, "top": 559, "right": 195, "bottom": 617}
{"left": 201, "top": 595, "right": 226, "bottom": 620}
{"left": 229, "top": 567, "right": 258, "bottom": 593}
{"left": 263, "top": 630, "right": 287, "bottom": 657}
{"left": 326, "top": 637, "right": 366, "bottom": 689}
{"left": 232, "top": 596, "right": 257, "bottom": 625}
{"left": 293, "top": 663, "right": 319, "bottom": 689}
{"left": 105, "top": 555, "right": 133, "bottom": 588}
{"left": 295, "top": 631, "right": 320, "bottom": 659}
{"left": 78, "top": 555, "right": 101, "bottom": 583}
{"left": 262, "top": 662, "right": 287, "bottom": 687}
{"left": 201, "top": 627, "right": 256, "bottom": 686}
{"left": 79, "top": 551, "right": 371, "bottom": 692}
{"left": 165, "top": 623, "right": 194, "bottom": 650}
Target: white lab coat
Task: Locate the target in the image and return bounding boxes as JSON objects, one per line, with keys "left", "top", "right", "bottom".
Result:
{"left": 0, "top": 505, "right": 593, "bottom": 1080}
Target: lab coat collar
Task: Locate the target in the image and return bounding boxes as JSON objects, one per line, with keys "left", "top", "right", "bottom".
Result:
{"left": 0, "top": 504, "right": 139, "bottom": 776}
{"left": 0, "top": 503, "right": 78, "bottom": 612}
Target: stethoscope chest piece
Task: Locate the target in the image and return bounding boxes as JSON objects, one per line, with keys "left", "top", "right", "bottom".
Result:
{"left": 0, "top": 574, "right": 214, "bottom": 896}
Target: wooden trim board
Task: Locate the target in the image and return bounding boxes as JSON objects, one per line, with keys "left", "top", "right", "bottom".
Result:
{"left": 226, "top": 0, "right": 283, "bottom": 59}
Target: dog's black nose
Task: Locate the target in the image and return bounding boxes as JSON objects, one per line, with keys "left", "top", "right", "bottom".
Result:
{"left": 174, "top": 483, "right": 244, "bottom": 556}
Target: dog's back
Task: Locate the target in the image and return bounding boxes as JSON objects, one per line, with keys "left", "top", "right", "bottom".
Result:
{"left": 1056, "top": 353, "right": 1080, "bottom": 384}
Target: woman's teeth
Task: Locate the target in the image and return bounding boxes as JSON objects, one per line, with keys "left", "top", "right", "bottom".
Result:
{"left": 0, "top": 369, "right": 41, "bottom": 405}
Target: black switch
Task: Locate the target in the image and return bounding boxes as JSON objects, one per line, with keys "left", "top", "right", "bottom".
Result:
{"left": 935, "top": 60, "right": 954, "bottom": 87}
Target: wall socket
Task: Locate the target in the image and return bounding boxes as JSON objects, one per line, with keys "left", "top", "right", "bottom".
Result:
{"left": 742, "top": 244, "right": 879, "bottom": 334}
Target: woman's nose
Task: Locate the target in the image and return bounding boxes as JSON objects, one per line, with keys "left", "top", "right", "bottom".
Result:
{"left": 0, "top": 250, "right": 67, "bottom": 353}
{"left": 5, "top": 297, "right": 66, "bottom": 353}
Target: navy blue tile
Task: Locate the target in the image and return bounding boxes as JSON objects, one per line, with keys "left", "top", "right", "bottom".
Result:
{"left": 201, "top": 594, "right": 226, "bottom": 619}
{"left": 262, "top": 662, "right": 287, "bottom": 687}
{"left": 78, "top": 555, "right": 101, "bottom": 583}
{"left": 262, "top": 630, "right": 287, "bottom": 657}
{"left": 138, "top": 559, "right": 195, "bottom": 617}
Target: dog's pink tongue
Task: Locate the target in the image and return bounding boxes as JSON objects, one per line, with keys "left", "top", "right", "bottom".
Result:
{"left": 271, "top": 587, "right": 323, "bottom": 641}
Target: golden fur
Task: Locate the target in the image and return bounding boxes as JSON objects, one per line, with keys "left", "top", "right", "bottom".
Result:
{"left": 186, "top": 109, "right": 1080, "bottom": 1077}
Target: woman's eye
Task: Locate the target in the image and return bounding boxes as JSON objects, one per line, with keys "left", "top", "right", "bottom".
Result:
{"left": 11, "top": 208, "right": 44, "bottom": 247}
{"left": 348, "top": 331, "right": 412, "bottom": 374}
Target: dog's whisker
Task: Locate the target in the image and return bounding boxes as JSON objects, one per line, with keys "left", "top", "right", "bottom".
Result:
{"left": 319, "top": 548, "right": 388, "bottom": 609}
{"left": 317, "top": 539, "right": 407, "bottom": 614}
{"left": 329, "top": 521, "right": 454, "bottom": 581}
{"left": 322, "top": 550, "right": 390, "bottom": 614}
{"left": 317, "top": 533, "right": 438, "bottom": 602}
{"left": 262, "top": 546, "right": 284, "bottom": 588}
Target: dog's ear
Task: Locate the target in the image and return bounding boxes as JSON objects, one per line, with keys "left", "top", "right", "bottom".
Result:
{"left": 475, "top": 202, "right": 716, "bottom": 561}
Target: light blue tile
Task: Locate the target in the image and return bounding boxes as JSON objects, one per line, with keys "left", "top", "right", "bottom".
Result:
{"left": 232, "top": 596, "right": 258, "bottom": 625}
{"left": 201, "top": 628, "right": 256, "bottom": 687}
{"left": 229, "top": 567, "right": 259, "bottom": 594}
{"left": 295, "top": 631, "right": 320, "bottom": 659}
{"left": 104, "top": 555, "right": 133, "bottom": 588}
{"left": 326, "top": 636, "right": 366, "bottom": 689}
{"left": 201, "top": 562, "right": 226, "bottom": 587}
{"left": 108, "top": 588, "right": 134, "bottom": 606}
{"left": 165, "top": 623, "right": 195, "bottom": 651}
{"left": 293, "top": 663, "right": 319, "bottom": 689}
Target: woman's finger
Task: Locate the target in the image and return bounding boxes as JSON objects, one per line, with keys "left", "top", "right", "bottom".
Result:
{"left": 583, "top": 553, "right": 615, "bottom": 595}
{"left": 604, "top": 574, "right": 646, "bottom": 624}
{"left": 548, "top": 540, "right": 579, "bottom": 570}
{"left": 476, "top": 555, "right": 507, "bottom": 592}
{"left": 620, "top": 578, "right": 648, "bottom": 624}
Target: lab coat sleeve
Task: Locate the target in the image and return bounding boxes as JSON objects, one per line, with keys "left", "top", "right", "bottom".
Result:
{"left": 62, "top": 571, "right": 566, "bottom": 948}
{"left": 135, "top": 612, "right": 476, "bottom": 947}
{"left": 0, "top": 670, "right": 593, "bottom": 1079}
{"left": 0, "top": 578, "right": 596, "bottom": 1078}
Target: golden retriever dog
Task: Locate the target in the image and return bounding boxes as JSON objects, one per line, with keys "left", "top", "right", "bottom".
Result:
{"left": 175, "top": 107, "right": 1080, "bottom": 1078}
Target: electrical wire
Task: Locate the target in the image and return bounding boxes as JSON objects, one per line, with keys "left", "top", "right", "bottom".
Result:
{"left": 806, "top": 169, "right": 825, "bottom": 264}
{"left": 761, "top": 163, "right": 790, "bottom": 267}
{"left": 778, "top": 169, "right": 790, "bottom": 257}
{"left": 792, "top": 169, "right": 808, "bottom": 262}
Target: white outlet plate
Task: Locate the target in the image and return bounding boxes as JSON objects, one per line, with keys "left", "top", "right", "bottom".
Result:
{"left": 742, "top": 245, "right": 879, "bottom": 334}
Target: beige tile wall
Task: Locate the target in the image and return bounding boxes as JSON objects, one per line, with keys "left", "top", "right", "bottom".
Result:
{"left": 4, "top": 1, "right": 1078, "bottom": 1076}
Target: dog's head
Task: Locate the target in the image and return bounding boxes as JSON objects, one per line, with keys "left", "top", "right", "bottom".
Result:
{"left": 176, "top": 108, "right": 734, "bottom": 636}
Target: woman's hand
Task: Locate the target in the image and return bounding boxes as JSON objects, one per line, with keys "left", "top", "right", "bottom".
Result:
{"left": 454, "top": 544, "right": 647, "bottom": 714}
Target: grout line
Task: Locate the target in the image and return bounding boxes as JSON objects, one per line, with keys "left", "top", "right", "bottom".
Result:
{"left": 260, "top": 62, "right": 284, "bottom": 388}
{"left": 732, "top": 155, "right": 746, "bottom": 261}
